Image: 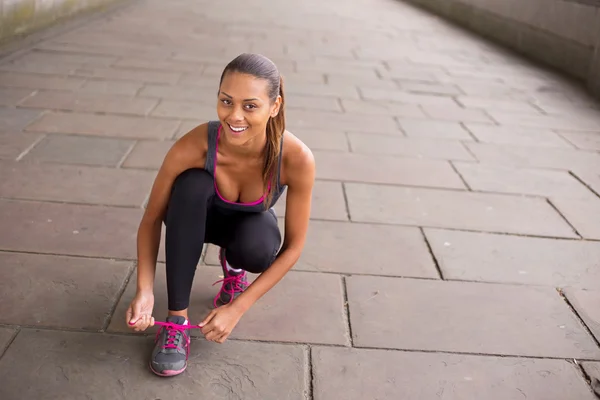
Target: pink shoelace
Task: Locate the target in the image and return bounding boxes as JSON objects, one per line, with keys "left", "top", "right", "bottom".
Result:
{"left": 212, "top": 273, "right": 247, "bottom": 308}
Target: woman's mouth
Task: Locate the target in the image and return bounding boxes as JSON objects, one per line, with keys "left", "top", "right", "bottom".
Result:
{"left": 228, "top": 123, "right": 248, "bottom": 133}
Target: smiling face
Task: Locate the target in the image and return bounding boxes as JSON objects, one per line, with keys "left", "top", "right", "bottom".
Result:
{"left": 217, "top": 71, "right": 281, "bottom": 145}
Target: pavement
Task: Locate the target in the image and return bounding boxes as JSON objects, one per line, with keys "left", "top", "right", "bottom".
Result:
{"left": 1, "top": 0, "right": 600, "bottom": 398}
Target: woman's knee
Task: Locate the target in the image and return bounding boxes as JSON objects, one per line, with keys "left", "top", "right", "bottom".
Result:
{"left": 170, "top": 168, "right": 214, "bottom": 206}
{"left": 226, "top": 214, "right": 281, "bottom": 273}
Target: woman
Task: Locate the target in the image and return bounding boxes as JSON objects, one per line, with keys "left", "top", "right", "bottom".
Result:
{"left": 125, "top": 53, "right": 315, "bottom": 376}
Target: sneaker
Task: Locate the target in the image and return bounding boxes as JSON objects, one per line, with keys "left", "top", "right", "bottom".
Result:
{"left": 212, "top": 247, "right": 248, "bottom": 308}
{"left": 149, "top": 315, "right": 190, "bottom": 377}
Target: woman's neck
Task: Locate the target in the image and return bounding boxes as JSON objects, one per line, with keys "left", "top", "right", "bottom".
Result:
{"left": 220, "top": 131, "right": 268, "bottom": 160}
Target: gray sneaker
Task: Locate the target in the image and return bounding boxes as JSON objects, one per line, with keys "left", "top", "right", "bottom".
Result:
{"left": 149, "top": 315, "right": 190, "bottom": 376}
{"left": 212, "top": 247, "right": 248, "bottom": 308}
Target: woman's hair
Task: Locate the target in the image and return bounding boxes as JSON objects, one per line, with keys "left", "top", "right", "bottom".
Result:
{"left": 219, "top": 53, "right": 285, "bottom": 208}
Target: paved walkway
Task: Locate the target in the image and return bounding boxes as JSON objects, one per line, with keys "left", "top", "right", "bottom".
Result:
{"left": 1, "top": 0, "right": 600, "bottom": 398}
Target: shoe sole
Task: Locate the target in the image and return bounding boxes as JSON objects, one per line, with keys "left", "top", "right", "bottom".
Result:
{"left": 149, "top": 361, "right": 187, "bottom": 377}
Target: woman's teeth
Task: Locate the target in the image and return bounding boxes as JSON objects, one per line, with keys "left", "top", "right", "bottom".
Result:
{"left": 228, "top": 124, "right": 248, "bottom": 132}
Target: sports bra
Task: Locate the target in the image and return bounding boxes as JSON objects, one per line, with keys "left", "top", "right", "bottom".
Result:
{"left": 204, "top": 120, "right": 286, "bottom": 212}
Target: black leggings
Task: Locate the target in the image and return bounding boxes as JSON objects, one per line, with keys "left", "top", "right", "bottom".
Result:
{"left": 164, "top": 168, "right": 281, "bottom": 311}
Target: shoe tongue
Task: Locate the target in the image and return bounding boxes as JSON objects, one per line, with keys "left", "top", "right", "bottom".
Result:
{"left": 166, "top": 315, "right": 187, "bottom": 325}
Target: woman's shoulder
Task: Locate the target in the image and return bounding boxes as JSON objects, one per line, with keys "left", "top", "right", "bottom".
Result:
{"left": 281, "top": 129, "right": 315, "bottom": 186}
{"left": 163, "top": 122, "right": 211, "bottom": 169}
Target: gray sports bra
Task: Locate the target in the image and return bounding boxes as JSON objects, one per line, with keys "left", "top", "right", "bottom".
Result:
{"left": 204, "top": 120, "right": 286, "bottom": 212}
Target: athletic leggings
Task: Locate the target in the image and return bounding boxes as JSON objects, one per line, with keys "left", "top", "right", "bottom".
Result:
{"left": 164, "top": 168, "right": 281, "bottom": 311}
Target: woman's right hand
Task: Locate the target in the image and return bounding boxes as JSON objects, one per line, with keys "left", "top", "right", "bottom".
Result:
{"left": 126, "top": 290, "right": 155, "bottom": 332}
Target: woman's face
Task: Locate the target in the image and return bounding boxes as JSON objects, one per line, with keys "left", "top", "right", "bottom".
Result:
{"left": 217, "top": 71, "right": 281, "bottom": 144}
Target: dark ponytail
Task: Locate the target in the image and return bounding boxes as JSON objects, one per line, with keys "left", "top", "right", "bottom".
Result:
{"left": 219, "top": 53, "right": 285, "bottom": 209}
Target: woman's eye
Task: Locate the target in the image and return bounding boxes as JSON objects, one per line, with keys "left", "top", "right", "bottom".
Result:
{"left": 245, "top": 104, "right": 257, "bottom": 110}
{"left": 220, "top": 99, "right": 231, "bottom": 105}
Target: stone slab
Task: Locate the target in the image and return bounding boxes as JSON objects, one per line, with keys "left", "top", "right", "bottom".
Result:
{"left": 455, "top": 96, "right": 542, "bottom": 113}
{"left": 73, "top": 67, "right": 182, "bottom": 84}
{"left": 558, "top": 130, "right": 600, "bottom": 151}
{"left": 464, "top": 123, "right": 574, "bottom": 147}
{"left": 345, "top": 183, "right": 578, "bottom": 237}
{"left": 78, "top": 79, "right": 144, "bottom": 96}
{"left": 22, "top": 134, "right": 135, "bottom": 167}
{"left": 293, "top": 220, "right": 438, "bottom": 277}
{"left": 422, "top": 105, "right": 495, "bottom": 123}
{"left": 138, "top": 84, "right": 218, "bottom": 104}
{"left": 286, "top": 94, "right": 342, "bottom": 112}
{"left": 348, "top": 132, "right": 474, "bottom": 161}
{"left": 489, "top": 111, "right": 600, "bottom": 131}
{"left": 0, "top": 252, "right": 131, "bottom": 330}
{"left": 286, "top": 109, "right": 399, "bottom": 133}
{"left": 564, "top": 288, "right": 600, "bottom": 343}
{"left": 0, "top": 132, "right": 43, "bottom": 159}
{"left": 175, "top": 120, "right": 202, "bottom": 139}
{"left": 110, "top": 265, "right": 348, "bottom": 345}
{"left": 360, "top": 88, "right": 457, "bottom": 106}
{"left": 20, "top": 91, "right": 158, "bottom": 116}
{"left": 121, "top": 140, "right": 174, "bottom": 169}
{"left": 0, "top": 72, "right": 85, "bottom": 91}
{"left": 340, "top": 99, "right": 426, "bottom": 118}
{"left": 0, "top": 161, "right": 155, "bottom": 207}
{"left": 24, "top": 112, "right": 179, "bottom": 139}
{"left": 273, "top": 181, "right": 348, "bottom": 221}
{"left": 572, "top": 169, "right": 600, "bottom": 197}
{"left": 465, "top": 142, "right": 600, "bottom": 171}
{"left": 346, "top": 276, "right": 600, "bottom": 358}
{"left": 0, "top": 88, "right": 35, "bottom": 106}
{"left": 453, "top": 162, "right": 596, "bottom": 199}
{"left": 0, "top": 329, "right": 307, "bottom": 400}
{"left": 0, "top": 327, "right": 17, "bottom": 356}
{"left": 313, "top": 346, "right": 598, "bottom": 400}
{"left": 582, "top": 362, "right": 600, "bottom": 397}
{"left": 424, "top": 228, "right": 600, "bottom": 289}
{"left": 151, "top": 100, "right": 217, "bottom": 120}
{"left": 399, "top": 119, "right": 474, "bottom": 140}
{"left": 550, "top": 197, "right": 600, "bottom": 240}
{"left": 0, "top": 199, "right": 142, "bottom": 259}
{"left": 314, "top": 151, "right": 466, "bottom": 189}
{"left": 0, "top": 108, "right": 41, "bottom": 132}
{"left": 292, "top": 129, "right": 349, "bottom": 152}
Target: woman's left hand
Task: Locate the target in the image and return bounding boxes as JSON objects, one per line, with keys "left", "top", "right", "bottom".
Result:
{"left": 199, "top": 303, "right": 244, "bottom": 343}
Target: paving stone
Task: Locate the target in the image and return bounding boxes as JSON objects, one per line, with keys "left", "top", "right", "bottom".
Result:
{"left": 0, "top": 108, "right": 41, "bottom": 132}
{"left": 327, "top": 75, "right": 397, "bottom": 90}
{"left": 14, "top": 51, "right": 117, "bottom": 67}
{"left": 424, "top": 228, "right": 600, "bottom": 289}
{"left": 122, "top": 140, "right": 174, "bottom": 169}
{"left": 360, "top": 88, "right": 457, "bottom": 106}
{"left": 0, "top": 88, "right": 35, "bottom": 106}
{"left": 286, "top": 109, "right": 399, "bottom": 133}
{"left": 422, "top": 105, "right": 494, "bottom": 123}
{"left": 348, "top": 132, "right": 474, "bottom": 161}
{"left": 22, "top": 134, "right": 135, "bottom": 167}
{"left": 285, "top": 81, "right": 360, "bottom": 99}
{"left": 178, "top": 72, "right": 226, "bottom": 87}
{"left": 466, "top": 142, "right": 600, "bottom": 171}
{"left": 340, "top": 99, "right": 426, "bottom": 118}
{"left": 19, "top": 91, "right": 158, "bottom": 116}
{"left": 293, "top": 220, "right": 438, "bottom": 277}
{"left": 292, "top": 129, "right": 349, "bottom": 152}
{"left": 345, "top": 183, "right": 578, "bottom": 237}
{"left": 563, "top": 288, "right": 600, "bottom": 343}
{"left": 0, "top": 72, "right": 85, "bottom": 91}
{"left": 138, "top": 84, "right": 218, "bottom": 104}
{"left": 0, "top": 60, "right": 79, "bottom": 75}
{"left": 273, "top": 180, "right": 348, "bottom": 221}
{"left": 286, "top": 94, "right": 342, "bottom": 112}
{"left": 314, "top": 151, "right": 465, "bottom": 189}
{"left": 0, "top": 252, "right": 131, "bottom": 329}
{"left": 550, "top": 197, "right": 600, "bottom": 240}
{"left": 0, "top": 199, "right": 142, "bottom": 259}
{"left": 455, "top": 96, "right": 542, "bottom": 113}
{"left": 572, "top": 169, "right": 600, "bottom": 196}
{"left": 151, "top": 100, "right": 217, "bottom": 120}
{"left": 346, "top": 276, "right": 600, "bottom": 358}
{"left": 489, "top": 111, "right": 600, "bottom": 131}
{"left": 110, "top": 265, "right": 348, "bottom": 345}
{"left": 396, "top": 81, "right": 463, "bottom": 96}
{"left": 453, "top": 162, "right": 596, "bottom": 199}
{"left": 0, "top": 329, "right": 306, "bottom": 400}
{"left": 399, "top": 119, "right": 474, "bottom": 140}
{"left": 73, "top": 67, "right": 181, "bottom": 84}
{"left": 558, "top": 130, "right": 600, "bottom": 151}
{"left": 0, "top": 160, "right": 155, "bottom": 207}
{"left": 581, "top": 362, "right": 600, "bottom": 397}
{"left": 0, "top": 327, "right": 16, "bottom": 355}
{"left": 114, "top": 58, "right": 204, "bottom": 73}
{"left": 313, "top": 346, "right": 598, "bottom": 400}
{"left": 78, "top": 79, "right": 144, "bottom": 96}
{"left": 0, "top": 132, "right": 43, "bottom": 159}
{"left": 175, "top": 119, "right": 202, "bottom": 139}
{"left": 25, "top": 112, "right": 179, "bottom": 139}
{"left": 464, "top": 123, "right": 574, "bottom": 147}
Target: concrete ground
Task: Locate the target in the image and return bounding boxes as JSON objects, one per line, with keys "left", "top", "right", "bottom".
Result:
{"left": 1, "top": 0, "right": 600, "bottom": 398}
